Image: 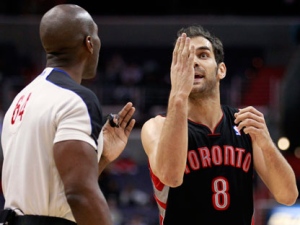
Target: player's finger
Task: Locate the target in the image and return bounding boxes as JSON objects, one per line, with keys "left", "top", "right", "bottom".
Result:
{"left": 172, "top": 33, "right": 186, "bottom": 66}
{"left": 236, "top": 106, "right": 263, "bottom": 117}
{"left": 172, "top": 36, "right": 181, "bottom": 66}
{"left": 181, "top": 35, "right": 190, "bottom": 58}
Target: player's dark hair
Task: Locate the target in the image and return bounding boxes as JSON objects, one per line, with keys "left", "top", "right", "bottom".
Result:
{"left": 177, "top": 25, "right": 224, "bottom": 65}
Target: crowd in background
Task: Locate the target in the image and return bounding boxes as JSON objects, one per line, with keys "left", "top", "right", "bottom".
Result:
{"left": 0, "top": 41, "right": 299, "bottom": 224}
{"left": 0, "top": 23, "right": 300, "bottom": 225}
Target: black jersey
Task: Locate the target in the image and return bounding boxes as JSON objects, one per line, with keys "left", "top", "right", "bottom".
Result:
{"left": 150, "top": 105, "right": 254, "bottom": 225}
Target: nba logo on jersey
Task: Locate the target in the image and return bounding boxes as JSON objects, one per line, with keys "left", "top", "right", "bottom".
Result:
{"left": 233, "top": 125, "right": 241, "bottom": 135}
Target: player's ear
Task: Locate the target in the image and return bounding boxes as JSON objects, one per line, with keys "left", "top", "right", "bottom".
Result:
{"left": 218, "top": 62, "right": 226, "bottom": 79}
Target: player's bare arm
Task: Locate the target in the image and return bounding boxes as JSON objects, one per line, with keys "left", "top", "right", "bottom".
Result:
{"left": 141, "top": 115, "right": 164, "bottom": 174}
{"left": 234, "top": 106, "right": 298, "bottom": 205}
{"left": 140, "top": 33, "right": 195, "bottom": 187}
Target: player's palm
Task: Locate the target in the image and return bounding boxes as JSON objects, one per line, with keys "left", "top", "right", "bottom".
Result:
{"left": 171, "top": 33, "right": 195, "bottom": 96}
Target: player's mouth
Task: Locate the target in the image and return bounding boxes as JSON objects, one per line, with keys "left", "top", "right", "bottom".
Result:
{"left": 194, "top": 74, "right": 204, "bottom": 82}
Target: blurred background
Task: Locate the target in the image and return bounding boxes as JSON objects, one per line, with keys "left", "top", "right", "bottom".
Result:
{"left": 0, "top": 0, "right": 300, "bottom": 224}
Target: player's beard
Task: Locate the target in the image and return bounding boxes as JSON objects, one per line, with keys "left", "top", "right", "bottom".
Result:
{"left": 189, "top": 69, "right": 219, "bottom": 100}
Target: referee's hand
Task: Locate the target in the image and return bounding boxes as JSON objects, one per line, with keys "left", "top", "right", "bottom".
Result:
{"left": 101, "top": 102, "right": 136, "bottom": 163}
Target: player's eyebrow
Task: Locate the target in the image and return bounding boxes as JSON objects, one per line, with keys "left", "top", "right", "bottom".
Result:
{"left": 195, "top": 46, "right": 211, "bottom": 52}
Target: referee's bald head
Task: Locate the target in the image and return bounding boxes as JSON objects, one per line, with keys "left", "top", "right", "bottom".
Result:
{"left": 39, "top": 4, "right": 101, "bottom": 80}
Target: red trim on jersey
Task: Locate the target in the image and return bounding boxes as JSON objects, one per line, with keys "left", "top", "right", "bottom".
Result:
{"left": 159, "top": 215, "right": 164, "bottom": 225}
{"left": 149, "top": 165, "right": 165, "bottom": 191}
{"left": 154, "top": 193, "right": 167, "bottom": 209}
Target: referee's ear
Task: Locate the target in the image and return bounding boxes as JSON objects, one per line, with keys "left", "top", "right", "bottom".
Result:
{"left": 85, "top": 36, "right": 93, "bottom": 54}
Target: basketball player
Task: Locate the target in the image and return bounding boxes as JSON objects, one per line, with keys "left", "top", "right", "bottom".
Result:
{"left": 1, "top": 4, "right": 135, "bottom": 225}
{"left": 141, "top": 25, "right": 298, "bottom": 225}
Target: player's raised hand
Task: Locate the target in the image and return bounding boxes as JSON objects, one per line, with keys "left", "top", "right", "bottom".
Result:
{"left": 170, "top": 33, "right": 195, "bottom": 97}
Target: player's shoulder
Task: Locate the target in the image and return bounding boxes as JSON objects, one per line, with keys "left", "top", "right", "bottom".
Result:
{"left": 145, "top": 114, "right": 165, "bottom": 124}
{"left": 141, "top": 115, "right": 165, "bottom": 144}
{"left": 142, "top": 114, "right": 165, "bottom": 132}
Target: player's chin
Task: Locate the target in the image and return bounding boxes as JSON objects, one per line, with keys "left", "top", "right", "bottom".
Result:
{"left": 193, "top": 79, "right": 204, "bottom": 86}
{"left": 192, "top": 82, "right": 204, "bottom": 90}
